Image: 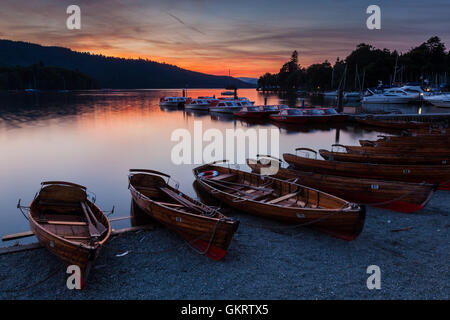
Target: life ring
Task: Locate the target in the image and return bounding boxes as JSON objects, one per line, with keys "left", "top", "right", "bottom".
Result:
{"left": 198, "top": 170, "right": 219, "bottom": 179}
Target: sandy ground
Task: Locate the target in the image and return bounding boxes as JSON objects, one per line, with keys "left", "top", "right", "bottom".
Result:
{"left": 0, "top": 191, "right": 448, "bottom": 300}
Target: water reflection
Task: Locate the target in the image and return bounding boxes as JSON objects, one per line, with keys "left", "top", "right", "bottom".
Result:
{"left": 0, "top": 88, "right": 448, "bottom": 242}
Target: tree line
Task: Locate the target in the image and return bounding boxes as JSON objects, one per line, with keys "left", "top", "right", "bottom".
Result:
{"left": 258, "top": 36, "right": 450, "bottom": 92}
{"left": 0, "top": 40, "right": 253, "bottom": 89}
{"left": 0, "top": 64, "right": 100, "bottom": 90}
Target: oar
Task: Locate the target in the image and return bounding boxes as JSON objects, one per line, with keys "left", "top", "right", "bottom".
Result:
{"left": 158, "top": 187, "right": 207, "bottom": 215}
{"left": 2, "top": 231, "right": 35, "bottom": 242}
{"left": 80, "top": 202, "right": 101, "bottom": 238}
{"left": 202, "top": 177, "right": 273, "bottom": 192}
{"left": 83, "top": 201, "right": 107, "bottom": 236}
{"left": 204, "top": 178, "right": 271, "bottom": 198}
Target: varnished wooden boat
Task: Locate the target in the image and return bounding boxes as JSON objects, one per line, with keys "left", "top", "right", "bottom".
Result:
{"left": 355, "top": 117, "right": 437, "bottom": 130}
{"left": 319, "top": 149, "right": 450, "bottom": 165}
{"left": 128, "top": 169, "right": 239, "bottom": 261}
{"left": 359, "top": 134, "right": 450, "bottom": 148}
{"left": 284, "top": 150, "right": 450, "bottom": 190}
{"left": 29, "top": 181, "right": 111, "bottom": 288}
{"left": 193, "top": 161, "right": 365, "bottom": 241}
{"left": 345, "top": 144, "right": 450, "bottom": 157}
{"left": 247, "top": 157, "right": 436, "bottom": 213}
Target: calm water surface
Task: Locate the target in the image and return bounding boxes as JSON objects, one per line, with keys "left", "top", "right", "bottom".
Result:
{"left": 0, "top": 89, "right": 444, "bottom": 245}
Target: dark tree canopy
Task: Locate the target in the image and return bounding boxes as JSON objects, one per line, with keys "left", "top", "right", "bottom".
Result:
{"left": 0, "top": 40, "right": 254, "bottom": 89}
{"left": 258, "top": 36, "right": 450, "bottom": 91}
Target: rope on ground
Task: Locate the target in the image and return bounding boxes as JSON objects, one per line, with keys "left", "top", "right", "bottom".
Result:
{"left": 104, "top": 219, "right": 223, "bottom": 256}
{"left": 0, "top": 266, "right": 63, "bottom": 294}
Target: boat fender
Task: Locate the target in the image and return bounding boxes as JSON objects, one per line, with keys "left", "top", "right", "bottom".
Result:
{"left": 198, "top": 170, "right": 219, "bottom": 179}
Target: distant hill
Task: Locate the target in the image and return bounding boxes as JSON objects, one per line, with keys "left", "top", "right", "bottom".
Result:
{"left": 237, "top": 77, "right": 259, "bottom": 86}
{"left": 0, "top": 40, "right": 254, "bottom": 89}
{"left": 0, "top": 65, "right": 100, "bottom": 90}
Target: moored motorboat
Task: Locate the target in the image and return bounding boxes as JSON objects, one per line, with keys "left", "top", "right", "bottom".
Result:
{"left": 209, "top": 99, "right": 253, "bottom": 114}
{"left": 27, "top": 181, "right": 111, "bottom": 288}
{"left": 283, "top": 149, "right": 450, "bottom": 190}
{"left": 424, "top": 94, "right": 450, "bottom": 108}
{"left": 270, "top": 108, "right": 308, "bottom": 124}
{"left": 184, "top": 97, "right": 218, "bottom": 111}
{"left": 247, "top": 156, "right": 436, "bottom": 213}
{"left": 233, "top": 105, "right": 281, "bottom": 119}
{"left": 159, "top": 96, "right": 188, "bottom": 108}
{"left": 193, "top": 161, "right": 365, "bottom": 241}
{"left": 128, "top": 169, "right": 239, "bottom": 260}
{"left": 362, "top": 87, "right": 420, "bottom": 104}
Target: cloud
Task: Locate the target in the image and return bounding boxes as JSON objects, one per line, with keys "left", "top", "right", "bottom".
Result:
{"left": 0, "top": 0, "right": 448, "bottom": 76}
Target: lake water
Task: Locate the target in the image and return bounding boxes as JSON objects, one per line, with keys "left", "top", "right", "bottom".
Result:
{"left": 0, "top": 89, "right": 446, "bottom": 245}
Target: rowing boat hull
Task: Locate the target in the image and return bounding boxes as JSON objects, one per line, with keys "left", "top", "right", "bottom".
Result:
{"left": 355, "top": 118, "right": 432, "bottom": 130}
{"left": 128, "top": 175, "right": 238, "bottom": 261}
{"left": 28, "top": 184, "right": 110, "bottom": 288}
{"left": 247, "top": 162, "right": 435, "bottom": 213}
{"left": 283, "top": 153, "right": 450, "bottom": 190}
{"left": 193, "top": 164, "right": 365, "bottom": 241}
{"left": 320, "top": 149, "right": 450, "bottom": 165}
{"left": 345, "top": 145, "right": 450, "bottom": 157}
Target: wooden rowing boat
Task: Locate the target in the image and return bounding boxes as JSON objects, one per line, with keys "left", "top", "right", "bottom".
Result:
{"left": 28, "top": 181, "right": 111, "bottom": 288}
{"left": 193, "top": 161, "right": 365, "bottom": 241}
{"left": 247, "top": 157, "right": 436, "bottom": 213}
{"left": 345, "top": 144, "right": 450, "bottom": 156}
{"left": 319, "top": 149, "right": 450, "bottom": 165}
{"left": 355, "top": 117, "right": 437, "bottom": 130}
{"left": 283, "top": 150, "right": 450, "bottom": 190}
{"left": 360, "top": 134, "right": 450, "bottom": 148}
{"left": 128, "top": 169, "right": 239, "bottom": 261}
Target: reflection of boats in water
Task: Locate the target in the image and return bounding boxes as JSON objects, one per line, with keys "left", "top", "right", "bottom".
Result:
{"left": 183, "top": 109, "right": 210, "bottom": 118}
{"left": 210, "top": 112, "right": 236, "bottom": 122}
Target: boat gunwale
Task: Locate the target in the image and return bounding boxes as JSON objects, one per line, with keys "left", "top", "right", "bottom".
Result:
{"left": 193, "top": 163, "right": 358, "bottom": 214}
{"left": 128, "top": 173, "right": 235, "bottom": 224}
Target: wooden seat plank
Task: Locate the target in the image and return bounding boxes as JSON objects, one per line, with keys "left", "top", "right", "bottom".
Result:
{"left": 266, "top": 192, "right": 300, "bottom": 205}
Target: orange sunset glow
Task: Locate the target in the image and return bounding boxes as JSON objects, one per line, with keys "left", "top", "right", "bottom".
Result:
{"left": 0, "top": 0, "right": 449, "bottom": 77}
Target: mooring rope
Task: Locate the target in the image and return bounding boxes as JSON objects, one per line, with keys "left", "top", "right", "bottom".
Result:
{"left": 104, "top": 218, "right": 224, "bottom": 256}
{"left": 0, "top": 266, "right": 63, "bottom": 295}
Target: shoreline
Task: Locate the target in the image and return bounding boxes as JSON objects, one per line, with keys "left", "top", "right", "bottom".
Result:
{"left": 0, "top": 191, "right": 448, "bottom": 300}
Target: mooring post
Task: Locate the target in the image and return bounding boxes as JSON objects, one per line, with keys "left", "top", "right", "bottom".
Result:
{"left": 337, "top": 89, "right": 344, "bottom": 113}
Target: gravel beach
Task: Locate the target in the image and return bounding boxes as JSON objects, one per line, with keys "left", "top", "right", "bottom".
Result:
{"left": 0, "top": 191, "right": 448, "bottom": 300}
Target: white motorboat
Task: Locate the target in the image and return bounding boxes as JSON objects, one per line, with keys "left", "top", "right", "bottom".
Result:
{"left": 323, "top": 90, "right": 338, "bottom": 97}
{"left": 424, "top": 94, "right": 450, "bottom": 108}
{"left": 184, "top": 97, "right": 218, "bottom": 111}
{"left": 362, "top": 88, "right": 419, "bottom": 104}
{"left": 159, "top": 96, "right": 188, "bottom": 107}
{"left": 209, "top": 99, "right": 253, "bottom": 114}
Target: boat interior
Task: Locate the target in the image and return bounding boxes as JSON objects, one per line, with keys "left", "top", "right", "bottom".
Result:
{"left": 197, "top": 165, "right": 347, "bottom": 210}
{"left": 30, "top": 183, "right": 109, "bottom": 246}
{"left": 129, "top": 171, "right": 221, "bottom": 217}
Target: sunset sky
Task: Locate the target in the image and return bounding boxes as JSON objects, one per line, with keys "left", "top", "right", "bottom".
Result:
{"left": 0, "top": 0, "right": 449, "bottom": 77}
